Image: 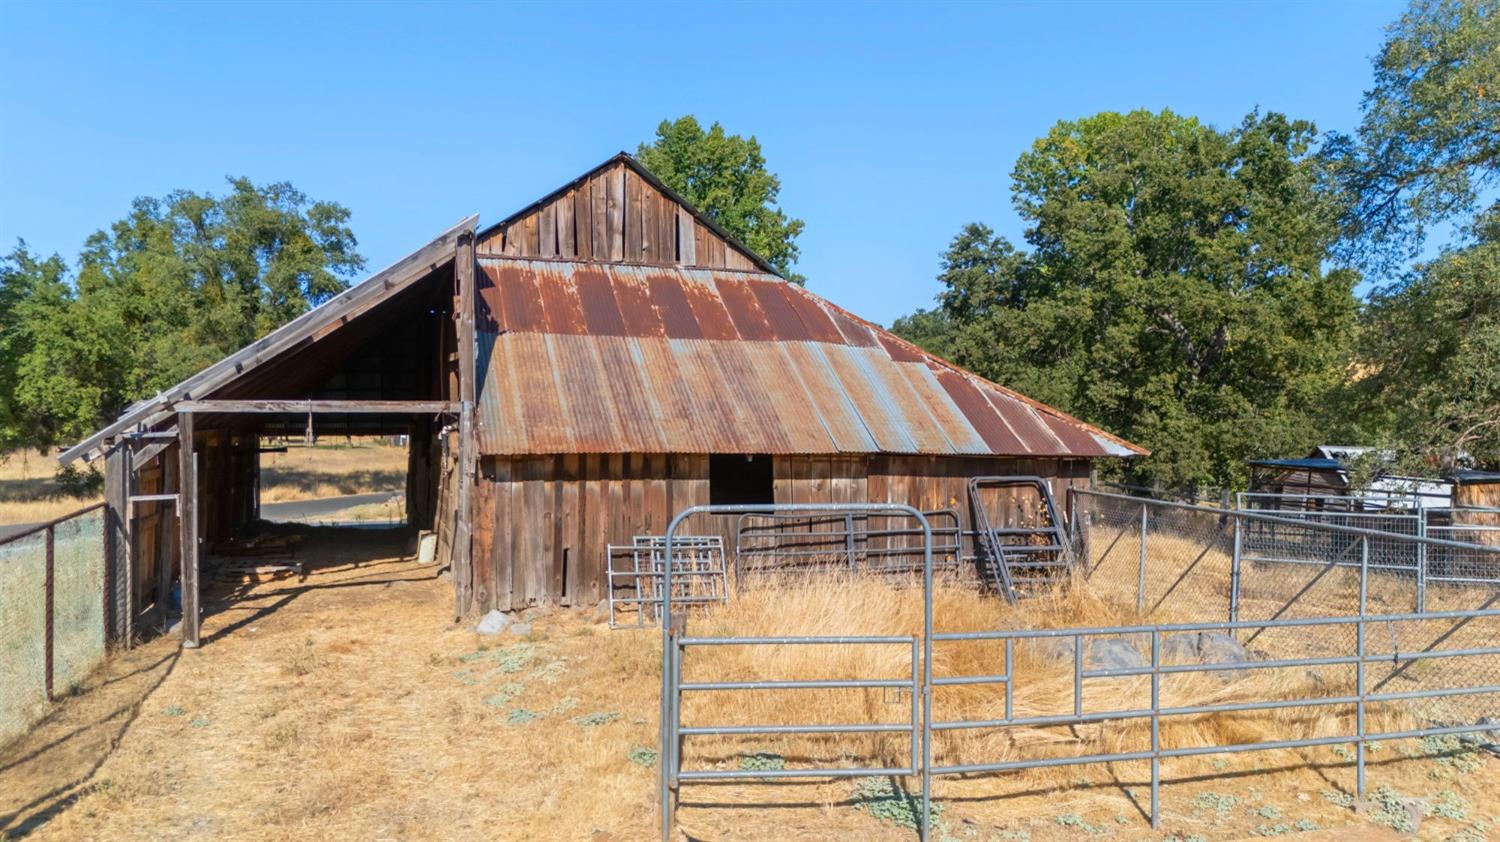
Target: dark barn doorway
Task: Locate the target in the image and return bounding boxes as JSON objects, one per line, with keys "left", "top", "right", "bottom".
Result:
{"left": 709, "top": 454, "right": 774, "bottom": 506}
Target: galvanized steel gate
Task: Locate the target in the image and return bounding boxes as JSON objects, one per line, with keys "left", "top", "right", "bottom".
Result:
{"left": 659, "top": 503, "right": 938, "bottom": 840}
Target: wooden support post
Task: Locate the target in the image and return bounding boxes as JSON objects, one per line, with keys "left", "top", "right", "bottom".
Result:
{"left": 454, "top": 230, "right": 477, "bottom": 618}
{"left": 178, "top": 412, "right": 201, "bottom": 648}
{"left": 103, "top": 441, "right": 130, "bottom": 646}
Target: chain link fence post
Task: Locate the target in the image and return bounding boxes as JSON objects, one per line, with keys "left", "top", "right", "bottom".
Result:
{"left": 1229, "top": 511, "right": 1242, "bottom": 624}
{"left": 1137, "top": 502, "right": 1148, "bottom": 613}
{"left": 1359, "top": 534, "right": 1369, "bottom": 617}
{"left": 1417, "top": 514, "right": 1428, "bottom": 613}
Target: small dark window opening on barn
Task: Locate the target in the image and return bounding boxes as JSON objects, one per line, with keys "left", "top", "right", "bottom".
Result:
{"left": 710, "top": 454, "right": 774, "bottom": 506}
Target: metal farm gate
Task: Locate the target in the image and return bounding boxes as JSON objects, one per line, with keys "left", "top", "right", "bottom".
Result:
{"left": 654, "top": 497, "right": 1500, "bottom": 841}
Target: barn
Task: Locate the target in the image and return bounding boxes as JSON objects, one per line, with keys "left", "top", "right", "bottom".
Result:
{"left": 58, "top": 153, "right": 1144, "bottom": 647}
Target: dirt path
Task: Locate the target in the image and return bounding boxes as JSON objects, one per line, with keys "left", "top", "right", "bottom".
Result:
{"left": 2, "top": 530, "right": 1497, "bottom": 841}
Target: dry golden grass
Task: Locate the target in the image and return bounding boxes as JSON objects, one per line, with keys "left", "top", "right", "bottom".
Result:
{"left": 0, "top": 450, "right": 101, "bottom": 527}
{"left": 258, "top": 439, "right": 407, "bottom": 503}
{"left": 2, "top": 534, "right": 1497, "bottom": 841}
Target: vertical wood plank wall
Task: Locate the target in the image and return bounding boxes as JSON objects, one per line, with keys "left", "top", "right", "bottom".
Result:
{"left": 474, "top": 160, "right": 759, "bottom": 272}
{"left": 474, "top": 454, "right": 710, "bottom": 611}
{"left": 472, "top": 452, "right": 1093, "bottom": 612}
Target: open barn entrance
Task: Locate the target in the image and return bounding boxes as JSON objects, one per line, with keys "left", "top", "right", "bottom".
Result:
{"left": 257, "top": 435, "right": 411, "bottom": 529}
{"left": 105, "top": 232, "right": 476, "bottom": 648}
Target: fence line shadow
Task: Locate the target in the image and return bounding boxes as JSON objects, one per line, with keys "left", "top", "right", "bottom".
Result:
{"left": 0, "top": 647, "right": 181, "bottom": 838}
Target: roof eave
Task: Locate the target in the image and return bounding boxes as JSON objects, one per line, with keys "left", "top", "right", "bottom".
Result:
{"left": 57, "top": 214, "right": 479, "bottom": 464}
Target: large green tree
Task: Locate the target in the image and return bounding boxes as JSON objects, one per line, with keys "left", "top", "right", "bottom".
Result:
{"left": 638, "top": 116, "right": 806, "bottom": 282}
{"left": 0, "top": 245, "right": 75, "bottom": 451}
{"left": 1330, "top": 0, "right": 1500, "bottom": 472}
{"left": 1327, "top": 0, "right": 1500, "bottom": 271}
{"left": 1355, "top": 210, "right": 1500, "bottom": 470}
{"left": 895, "top": 110, "right": 1360, "bottom": 489}
{"left": 1, "top": 178, "right": 363, "bottom": 450}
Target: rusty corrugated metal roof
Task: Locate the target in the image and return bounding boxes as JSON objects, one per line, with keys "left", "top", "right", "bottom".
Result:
{"left": 476, "top": 258, "right": 1146, "bottom": 458}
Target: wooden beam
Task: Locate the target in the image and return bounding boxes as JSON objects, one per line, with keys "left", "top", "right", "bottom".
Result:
{"left": 173, "top": 400, "right": 460, "bottom": 414}
{"left": 57, "top": 215, "right": 478, "bottom": 465}
{"left": 178, "top": 412, "right": 200, "bottom": 649}
{"left": 454, "top": 229, "right": 478, "bottom": 618}
{"left": 131, "top": 439, "right": 174, "bottom": 472}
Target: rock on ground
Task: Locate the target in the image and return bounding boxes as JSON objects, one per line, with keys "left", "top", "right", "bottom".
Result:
{"left": 1161, "top": 633, "right": 1200, "bottom": 663}
{"left": 476, "top": 610, "right": 512, "bottom": 636}
{"left": 1086, "top": 638, "right": 1146, "bottom": 671}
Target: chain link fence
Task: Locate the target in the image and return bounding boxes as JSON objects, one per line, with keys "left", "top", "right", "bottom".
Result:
{"left": 1071, "top": 489, "right": 1500, "bottom": 723}
{"left": 0, "top": 504, "right": 108, "bottom": 746}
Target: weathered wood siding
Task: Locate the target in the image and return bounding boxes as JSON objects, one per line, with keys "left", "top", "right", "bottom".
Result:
{"left": 474, "top": 454, "right": 710, "bottom": 612}
{"left": 473, "top": 453, "right": 1091, "bottom": 612}
{"left": 475, "top": 160, "right": 759, "bottom": 272}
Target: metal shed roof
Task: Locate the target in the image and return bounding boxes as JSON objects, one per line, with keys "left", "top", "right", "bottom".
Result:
{"left": 476, "top": 258, "right": 1144, "bottom": 458}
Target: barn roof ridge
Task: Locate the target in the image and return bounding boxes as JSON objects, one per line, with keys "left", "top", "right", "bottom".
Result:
{"left": 476, "top": 151, "right": 780, "bottom": 277}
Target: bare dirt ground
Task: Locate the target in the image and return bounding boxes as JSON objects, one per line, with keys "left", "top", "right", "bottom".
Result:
{"left": 2, "top": 530, "right": 1498, "bottom": 841}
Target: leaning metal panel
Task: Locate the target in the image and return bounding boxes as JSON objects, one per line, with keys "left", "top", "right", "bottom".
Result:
{"left": 607, "top": 536, "right": 726, "bottom": 629}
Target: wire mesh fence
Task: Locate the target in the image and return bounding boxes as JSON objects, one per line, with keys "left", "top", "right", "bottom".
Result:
{"left": 0, "top": 528, "right": 50, "bottom": 746}
{"left": 51, "top": 507, "right": 108, "bottom": 694}
{"left": 1070, "top": 489, "right": 1500, "bottom": 723}
{"left": 0, "top": 504, "right": 108, "bottom": 747}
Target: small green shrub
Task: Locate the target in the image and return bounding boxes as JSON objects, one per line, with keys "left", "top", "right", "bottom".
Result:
{"left": 740, "top": 752, "right": 786, "bottom": 772}
{"left": 1192, "top": 792, "right": 1239, "bottom": 816}
{"left": 852, "top": 777, "right": 939, "bottom": 831}
{"left": 484, "top": 683, "right": 525, "bottom": 707}
{"left": 571, "top": 711, "right": 620, "bottom": 727}
{"left": 495, "top": 644, "right": 537, "bottom": 673}
{"left": 1370, "top": 784, "right": 1417, "bottom": 833}
{"left": 506, "top": 708, "right": 540, "bottom": 725}
{"left": 1429, "top": 791, "right": 1469, "bottom": 821}
{"left": 1054, "top": 812, "right": 1103, "bottom": 834}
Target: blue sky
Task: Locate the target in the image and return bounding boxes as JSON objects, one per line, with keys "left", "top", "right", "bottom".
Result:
{"left": 1, "top": 0, "right": 1402, "bottom": 326}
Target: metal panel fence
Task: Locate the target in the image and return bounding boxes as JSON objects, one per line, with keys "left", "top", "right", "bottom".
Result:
{"left": 929, "top": 610, "right": 1500, "bottom": 830}
{"left": 1070, "top": 489, "right": 1500, "bottom": 722}
{"left": 733, "top": 508, "right": 961, "bottom": 578}
{"left": 656, "top": 496, "right": 1500, "bottom": 840}
{"left": 670, "top": 635, "right": 920, "bottom": 783}
{"left": 0, "top": 503, "right": 108, "bottom": 747}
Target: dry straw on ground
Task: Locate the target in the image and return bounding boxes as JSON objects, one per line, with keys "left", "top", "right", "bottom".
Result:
{"left": 0, "top": 451, "right": 100, "bottom": 526}
{"left": 2, "top": 531, "right": 1497, "bottom": 841}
